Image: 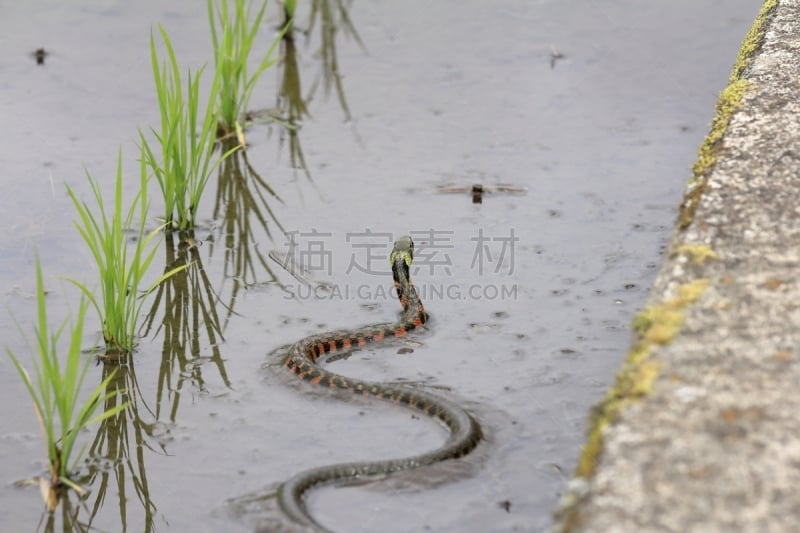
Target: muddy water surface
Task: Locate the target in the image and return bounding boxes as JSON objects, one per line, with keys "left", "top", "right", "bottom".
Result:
{"left": 0, "top": 1, "right": 758, "bottom": 532}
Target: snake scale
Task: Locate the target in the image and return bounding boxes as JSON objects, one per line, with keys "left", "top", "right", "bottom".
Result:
{"left": 276, "top": 235, "right": 482, "bottom": 531}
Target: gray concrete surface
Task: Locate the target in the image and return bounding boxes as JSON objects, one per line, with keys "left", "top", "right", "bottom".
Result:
{"left": 555, "top": 1, "right": 800, "bottom": 531}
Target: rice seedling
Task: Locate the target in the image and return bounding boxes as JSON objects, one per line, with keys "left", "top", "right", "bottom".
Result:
{"left": 207, "top": 0, "right": 282, "bottom": 137}
{"left": 66, "top": 149, "right": 184, "bottom": 354}
{"left": 140, "top": 25, "right": 233, "bottom": 231}
{"left": 6, "top": 258, "right": 127, "bottom": 511}
{"left": 283, "top": 0, "right": 297, "bottom": 23}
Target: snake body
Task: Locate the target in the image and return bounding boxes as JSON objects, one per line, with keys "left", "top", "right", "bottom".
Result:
{"left": 277, "top": 236, "right": 482, "bottom": 531}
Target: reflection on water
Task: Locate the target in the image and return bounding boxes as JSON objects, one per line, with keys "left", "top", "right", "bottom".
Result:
{"left": 210, "top": 138, "right": 283, "bottom": 324}
{"left": 141, "top": 232, "right": 231, "bottom": 423}
{"left": 83, "top": 358, "right": 158, "bottom": 532}
{"left": 37, "top": 494, "right": 84, "bottom": 533}
{"left": 302, "top": 0, "right": 365, "bottom": 121}
{"left": 274, "top": 30, "right": 312, "bottom": 179}
{"left": 248, "top": 0, "right": 363, "bottom": 179}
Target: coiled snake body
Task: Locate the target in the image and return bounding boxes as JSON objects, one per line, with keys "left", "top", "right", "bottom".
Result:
{"left": 277, "top": 236, "right": 482, "bottom": 531}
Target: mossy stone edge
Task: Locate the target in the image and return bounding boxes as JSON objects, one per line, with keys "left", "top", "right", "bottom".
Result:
{"left": 556, "top": 1, "right": 779, "bottom": 530}
{"left": 678, "top": 0, "right": 778, "bottom": 229}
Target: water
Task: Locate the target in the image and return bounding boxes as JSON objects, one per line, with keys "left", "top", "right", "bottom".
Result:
{"left": 0, "top": 1, "right": 759, "bottom": 531}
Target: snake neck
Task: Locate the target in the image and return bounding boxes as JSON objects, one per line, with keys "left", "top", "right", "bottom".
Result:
{"left": 392, "top": 255, "right": 427, "bottom": 326}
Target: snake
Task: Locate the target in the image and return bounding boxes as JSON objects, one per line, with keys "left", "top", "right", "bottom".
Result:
{"left": 276, "top": 235, "right": 482, "bottom": 531}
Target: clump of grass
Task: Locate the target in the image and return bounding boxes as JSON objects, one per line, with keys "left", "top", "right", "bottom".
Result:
{"left": 140, "top": 25, "right": 232, "bottom": 231}
{"left": 6, "top": 258, "right": 127, "bottom": 511}
{"left": 66, "top": 150, "right": 183, "bottom": 354}
{"left": 207, "top": 0, "right": 281, "bottom": 137}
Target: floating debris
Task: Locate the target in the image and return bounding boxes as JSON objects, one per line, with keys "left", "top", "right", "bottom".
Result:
{"left": 31, "top": 47, "right": 49, "bottom": 65}
{"left": 550, "top": 45, "right": 565, "bottom": 69}
{"left": 435, "top": 182, "right": 527, "bottom": 204}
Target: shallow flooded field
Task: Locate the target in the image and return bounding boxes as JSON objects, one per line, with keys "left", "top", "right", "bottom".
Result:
{"left": 0, "top": 1, "right": 758, "bottom": 532}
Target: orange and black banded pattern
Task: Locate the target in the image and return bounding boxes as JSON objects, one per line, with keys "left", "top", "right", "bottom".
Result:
{"left": 282, "top": 287, "right": 426, "bottom": 380}
{"left": 276, "top": 236, "right": 482, "bottom": 532}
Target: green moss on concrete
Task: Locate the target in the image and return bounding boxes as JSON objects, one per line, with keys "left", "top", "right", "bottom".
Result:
{"left": 561, "top": 279, "right": 708, "bottom": 529}
{"left": 678, "top": 79, "right": 750, "bottom": 229}
{"left": 634, "top": 306, "right": 685, "bottom": 345}
{"left": 566, "top": 279, "right": 709, "bottom": 526}
{"left": 689, "top": 79, "right": 750, "bottom": 178}
{"left": 730, "top": 0, "right": 778, "bottom": 83}
{"left": 674, "top": 244, "right": 719, "bottom": 265}
{"left": 557, "top": 281, "right": 709, "bottom": 532}
{"left": 677, "top": 0, "right": 777, "bottom": 230}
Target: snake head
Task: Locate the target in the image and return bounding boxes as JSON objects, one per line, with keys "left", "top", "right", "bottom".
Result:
{"left": 390, "top": 236, "right": 414, "bottom": 287}
{"left": 390, "top": 235, "right": 414, "bottom": 266}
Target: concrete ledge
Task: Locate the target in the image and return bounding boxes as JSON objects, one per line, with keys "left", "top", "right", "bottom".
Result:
{"left": 555, "top": 1, "right": 800, "bottom": 530}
